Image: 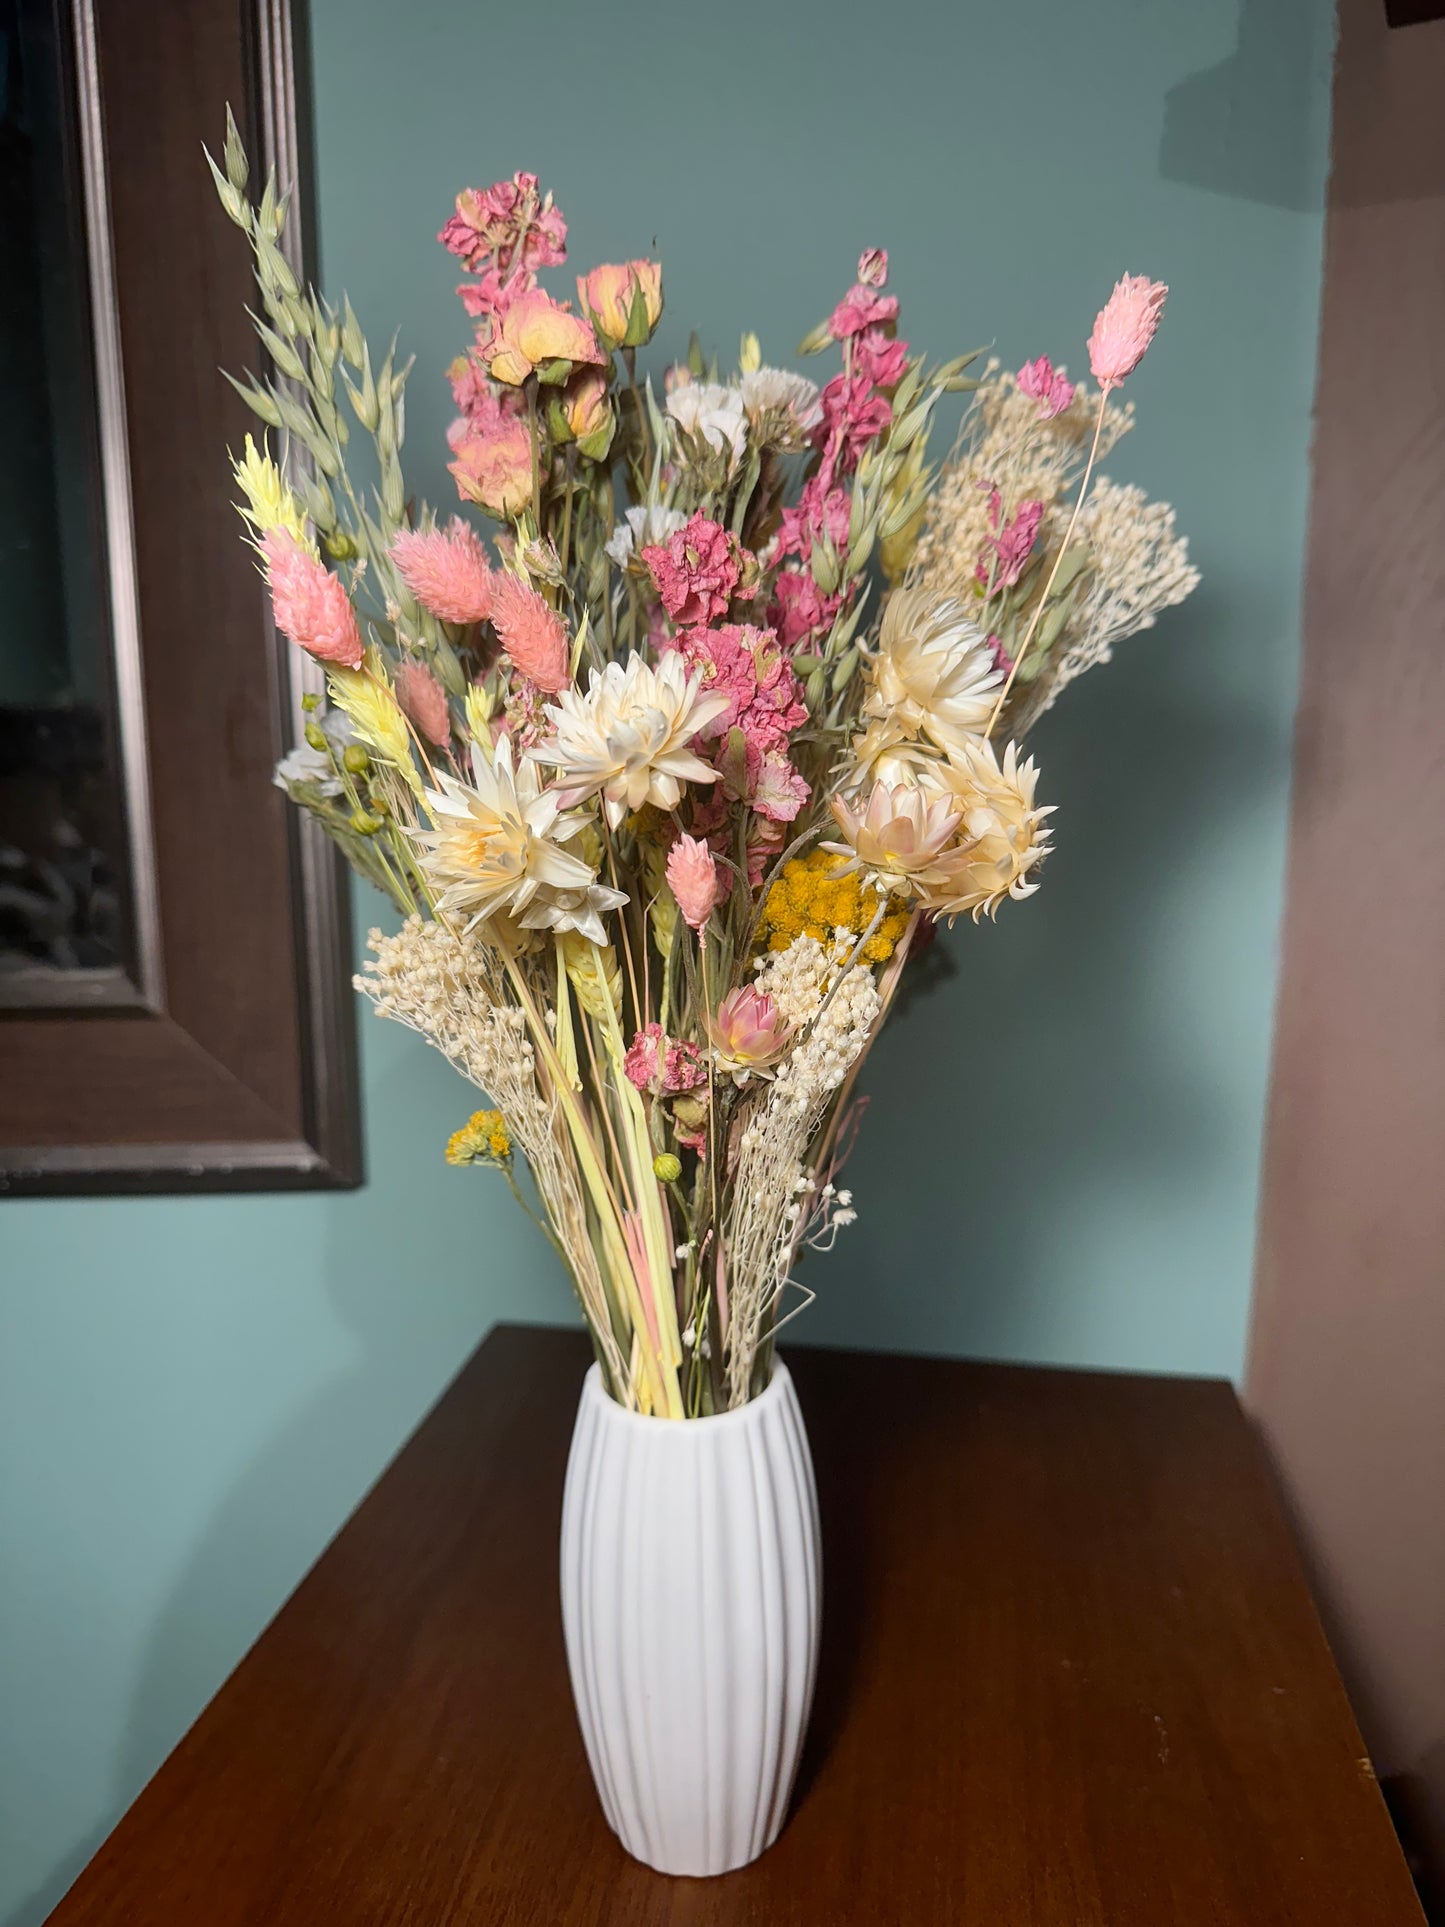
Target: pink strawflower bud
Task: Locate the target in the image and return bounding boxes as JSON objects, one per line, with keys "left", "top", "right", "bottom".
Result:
{"left": 856, "top": 247, "right": 889, "bottom": 288}
{"left": 395, "top": 658, "right": 451, "bottom": 748}
{"left": 489, "top": 572, "right": 571, "bottom": 694}
{"left": 707, "top": 984, "right": 791, "bottom": 1078}
{"left": 1087, "top": 275, "right": 1167, "bottom": 390}
{"left": 666, "top": 833, "right": 721, "bottom": 932}
{"left": 262, "top": 530, "right": 363, "bottom": 668}
{"left": 391, "top": 519, "right": 494, "bottom": 625}
{"left": 1016, "top": 355, "right": 1075, "bottom": 420}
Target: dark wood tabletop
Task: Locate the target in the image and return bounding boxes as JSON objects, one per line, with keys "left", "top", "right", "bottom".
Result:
{"left": 47, "top": 1325, "right": 1424, "bottom": 1925}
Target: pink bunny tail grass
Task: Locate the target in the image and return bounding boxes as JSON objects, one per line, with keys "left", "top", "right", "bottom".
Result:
{"left": 390, "top": 518, "right": 494, "bottom": 625}
{"left": 262, "top": 530, "right": 364, "bottom": 668}
{"left": 1087, "top": 275, "right": 1167, "bottom": 390}
{"left": 490, "top": 572, "right": 571, "bottom": 693}
{"left": 665, "top": 832, "right": 721, "bottom": 931}
{"left": 396, "top": 658, "right": 452, "bottom": 748}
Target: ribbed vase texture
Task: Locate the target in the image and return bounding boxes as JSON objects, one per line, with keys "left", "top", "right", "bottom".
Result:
{"left": 560, "top": 1360, "right": 822, "bottom": 1877}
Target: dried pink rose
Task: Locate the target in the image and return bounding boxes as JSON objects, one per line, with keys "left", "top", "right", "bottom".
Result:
{"left": 391, "top": 519, "right": 494, "bottom": 625}
{"left": 665, "top": 832, "right": 722, "bottom": 932}
{"left": 262, "top": 531, "right": 363, "bottom": 668}
{"left": 1087, "top": 275, "right": 1167, "bottom": 390}
{"left": 642, "top": 513, "right": 744, "bottom": 627}
{"left": 395, "top": 659, "right": 451, "bottom": 748}
{"left": 489, "top": 573, "right": 571, "bottom": 693}
{"left": 447, "top": 397, "right": 533, "bottom": 521}
{"left": 1016, "top": 355, "right": 1075, "bottom": 420}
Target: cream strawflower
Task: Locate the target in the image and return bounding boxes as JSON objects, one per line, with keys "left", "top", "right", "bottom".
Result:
{"left": 823, "top": 776, "right": 965, "bottom": 903}
{"left": 928, "top": 737, "right": 1054, "bottom": 922}
{"left": 862, "top": 587, "right": 1002, "bottom": 754}
{"left": 413, "top": 735, "right": 626, "bottom": 944}
{"left": 529, "top": 651, "right": 729, "bottom": 829}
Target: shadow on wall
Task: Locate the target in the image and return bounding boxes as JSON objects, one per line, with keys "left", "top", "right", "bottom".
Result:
{"left": 1160, "top": 0, "right": 1328, "bottom": 210}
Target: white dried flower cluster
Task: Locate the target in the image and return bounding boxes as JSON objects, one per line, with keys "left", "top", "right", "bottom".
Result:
{"left": 355, "top": 918, "right": 629, "bottom": 1393}
{"left": 724, "top": 959, "right": 881, "bottom": 1405}
{"left": 909, "top": 363, "right": 1133, "bottom": 598}
{"left": 750, "top": 931, "right": 852, "bottom": 1032}
{"left": 1034, "top": 479, "right": 1200, "bottom": 715}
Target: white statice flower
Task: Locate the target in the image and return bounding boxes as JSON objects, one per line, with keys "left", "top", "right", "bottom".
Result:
{"left": 413, "top": 735, "right": 626, "bottom": 944}
{"left": 862, "top": 587, "right": 1003, "bottom": 756}
{"left": 274, "top": 745, "right": 338, "bottom": 796}
{"left": 604, "top": 504, "right": 687, "bottom": 569}
{"left": 529, "top": 650, "right": 729, "bottom": 829}
{"left": 738, "top": 366, "right": 822, "bottom": 445}
{"left": 666, "top": 380, "right": 747, "bottom": 464}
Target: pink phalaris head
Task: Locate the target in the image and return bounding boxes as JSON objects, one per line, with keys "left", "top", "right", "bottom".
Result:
{"left": 1087, "top": 275, "right": 1167, "bottom": 390}
{"left": 262, "top": 531, "right": 363, "bottom": 668}
{"left": 391, "top": 519, "right": 494, "bottom": 625}
{"left": 489, "top": 573, "right": 571, "bottom": 694}
{"left": 395, "top": 658, "right": 451, "bottom": 748}
{"left": 666, "top": 833, "right": 722, "bottom": 932}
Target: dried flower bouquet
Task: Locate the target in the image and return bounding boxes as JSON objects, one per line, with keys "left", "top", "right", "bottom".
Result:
{"left": 211, "top": 117, "right": 1196, "bottom": 1419}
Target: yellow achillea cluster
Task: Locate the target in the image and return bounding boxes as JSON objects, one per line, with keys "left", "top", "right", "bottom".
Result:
{"left": 445, "top": 1108, "right": 512, "bottom": 1166}
{"left": 757, "top": 850, "right": 911, "bottom": 962}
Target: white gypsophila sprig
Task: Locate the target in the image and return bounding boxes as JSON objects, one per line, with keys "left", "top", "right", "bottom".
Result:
{"left": 723, "top": 947, "right": 881, "bottom": 1406}
{"left": 355, "top": 917, "right": 629, "bottom": 1394}
{"left": 1032, "top": 478, "right": 1200, "bottom": 715}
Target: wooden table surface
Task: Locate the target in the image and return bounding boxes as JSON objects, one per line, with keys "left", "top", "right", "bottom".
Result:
{"left": 48, "top": 1326, "right": 1424, "bottom": 1925}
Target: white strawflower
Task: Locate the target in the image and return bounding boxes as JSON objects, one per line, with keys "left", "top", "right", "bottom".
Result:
{"left": 604, "top": 504, "right": 687, "bottom": 568}
{"left": 928, "top": 736, "right": 1054, "bottom": 921}
{"left": 862, "top": 587, "right": 1002, "bottom": 755}
{"left": 666, "top": 381, "right": 747, "bottom": 463}
{"left": 413, "top": 735, "right": 626, "bottom": 944}
{"left": 823, "top": 776, "right": 966, "bottom": 903}
{"left": 529, "top": 650, "right": 730, "bottom": 829}
{"left": 738, "top": 367, "right": 822, "bottom": 442}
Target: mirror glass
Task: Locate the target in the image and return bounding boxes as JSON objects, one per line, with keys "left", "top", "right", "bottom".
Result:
{"left": 0, "top": 0, "right": 141, "bottom": 1005}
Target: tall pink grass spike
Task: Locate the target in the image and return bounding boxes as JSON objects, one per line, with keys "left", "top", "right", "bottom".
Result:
{"left": 489, "top": 572, "right": 571, "bottom": 694}
{"left": 262, "top": 530, "right": 363, "bottom": 668}
{"left": 391, "top": 518, "right": 494, "bottom": 625}
{"left": 666, "top": 833, "right": 721, "bottom": 932}
{"left": 396, "top": 658, "right": 452, "bottom": 748}
{"left": 1087, "top": 275, "right": 1167, "bottom": 391}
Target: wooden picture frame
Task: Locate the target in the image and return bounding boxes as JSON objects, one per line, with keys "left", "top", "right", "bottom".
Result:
{"left": 0, "top": 0, "right": 361, "bottom": 1194}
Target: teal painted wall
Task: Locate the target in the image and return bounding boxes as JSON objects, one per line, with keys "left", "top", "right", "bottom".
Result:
{"left": 0, "top": 2, "right": 1334, "bottom": 1919}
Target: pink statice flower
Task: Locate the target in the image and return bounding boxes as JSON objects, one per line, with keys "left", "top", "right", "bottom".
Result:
{"left": 1088, "top": 275, "right": 1167, "bottom": 389}
{"left": 391, "top": 519, "right": 494, "bottom": 625}
{"left": 671, "top": 624, "right": 807, "bottom": 752}
{"left": 976, "top": 495, "right": 1045, "bottom": 594}
{"left": 986, "top": 633, "right": 1015, "bottom": 678}
{"left": 853, "top": 326, "right": 909, "bottom": 389}
{"left": 262, "top": 531, "right": 363, "bottom": 668}
{"left": 439, "top": 172, "right": 567, "bottom": 322}
{"left": 753, "top": 748, "right": 810, "bottom": 824}
{"left": 817, "top": 374, "right": 892, "bottom": 482}
{"left": 489, "top": 573, "right": 571, "bottom": 693}
{"left": 665, "top": 832, "right": 722, "bottom": 931}
{"left": 395, "top": 658, "right": 451, "bottom": 747}
{"left": 856, "top": 247, "right": 889, "bottom": 287}
{"left": 642, "top": 513, "right": 745, "bottom": 627}
{"left": 829, "top": 283, "right": 899, "bottom": 341}
{"left": 624, "top": 1023, "right": 706, "bottom": 1094}
{"left": 774, "top": 476, "right": 851, "bottom": 565}
{"left": 770, "top": 568, "right": 842, "bottom": 649}
{"left": 1016, "top": 355, "right": 1075, "bottom": 419}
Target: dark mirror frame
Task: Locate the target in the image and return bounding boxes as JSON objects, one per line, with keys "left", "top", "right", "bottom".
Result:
{"left": 0, "top": 0, "right": 361, "bottom": 1194}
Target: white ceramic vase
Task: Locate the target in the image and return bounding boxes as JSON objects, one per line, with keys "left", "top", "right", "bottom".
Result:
{"left": 560, "top": 1359, "right": 821, "bottom": 1877}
